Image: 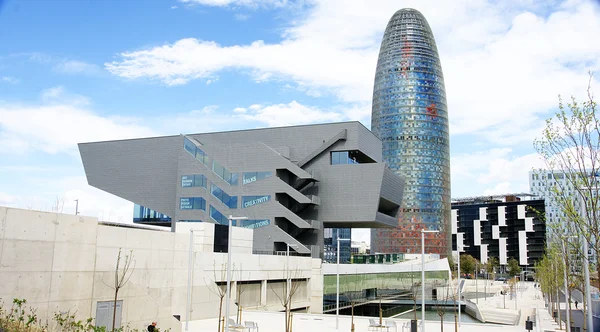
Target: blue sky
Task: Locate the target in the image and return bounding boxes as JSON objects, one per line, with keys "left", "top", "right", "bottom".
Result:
{"left": 1, "top": 0, "right": 599, "bottom": 241}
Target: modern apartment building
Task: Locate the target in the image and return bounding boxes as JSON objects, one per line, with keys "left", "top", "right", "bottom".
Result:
{"left": 371, "top": 8, "right": 451, "bottom": 255}
{"left": 79, "top": 122, "right": 405, "bottom": 259}
{"left": 451, "top": 196, "right": 546, "bottom": 267}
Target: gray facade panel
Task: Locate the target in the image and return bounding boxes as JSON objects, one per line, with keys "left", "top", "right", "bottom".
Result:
{"left": 79, "top": 122, "right": 404, "bottom": 259}
{"left": 78, "top": 136, "right": 180, "bottom": 218}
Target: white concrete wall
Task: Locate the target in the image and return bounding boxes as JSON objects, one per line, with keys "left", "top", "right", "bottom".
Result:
{"left": 0, "top": 207, "right": 323, "bottom": 331}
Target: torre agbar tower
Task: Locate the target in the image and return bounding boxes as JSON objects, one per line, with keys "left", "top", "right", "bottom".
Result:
{"left": 371, "top": 8, "right": 451, "bottom": 255}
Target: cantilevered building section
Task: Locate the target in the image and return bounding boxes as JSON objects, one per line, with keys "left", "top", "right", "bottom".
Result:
{"left": 371, "top": 8, "right": 451, "bottom": 255}
{"left": 79, "top": 122, "right": 405, "bottom": 259}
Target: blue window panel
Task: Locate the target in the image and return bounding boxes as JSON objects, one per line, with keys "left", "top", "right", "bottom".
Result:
{"left": 212, "top": 160, "right": 238, "bottom": 186}
{"left": 194, "top": 174, "right": 207, "bottom": 188}
{"left": 331, "top": 151, "right": 340, "bottom": 165}
{"left": 209, "top": 205, "right": 229, "bottom": 225}
{"left": 242, "top": 171, "right": 272, "bottom": 185}
{"left": 211, "top": 183, "right": 237, "bottom": 209}
{"left": 242, "top": 195, "right": 271, "bottom": 208}
{"left": 182, "top": 174, "right": 207, "bottom": 188}
{"left": 193, "top": 197, "right": 206, "bottom": 210}
{"left": 179, "top": 220, "right": 203, "bottom": 223}
{"left": 133, "top": 204, "right": 171, "bottom": 222}
{"left": 180, "top": 198, "right": 193, "bottom": 210}
{"left": 184, "top": 138, "right": 196, "bottom": 156}
{"left": 229, "top": 172, "right": 239, "bottom": 186}
{"left": 181, "top": 175, "right": 194, "bottom": 187}
{"left": 212, "top": 161, "right": 225, "bottom": 179}
{"left": 228, "top": 196, "right": 238, "bottom": 209}
{"left": 180, "top": 197, "right": 205, "bottom": 210}
{"left": 195, "top": 148, "right": 208, "bottom": 165}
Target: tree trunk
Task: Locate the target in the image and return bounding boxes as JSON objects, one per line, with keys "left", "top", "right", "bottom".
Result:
{"left": 218, "top": 297, "right": 223, "bottom": 332}
{"left": 112, "top": 290, "right": 118, "bottom": 332}
{"left": 440, "top": 315, "right": 444, "bottom": 332}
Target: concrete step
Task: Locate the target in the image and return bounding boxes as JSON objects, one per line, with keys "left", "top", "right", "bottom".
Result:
{"left": 480, "top": 308, "right": 519, "bottom": 325}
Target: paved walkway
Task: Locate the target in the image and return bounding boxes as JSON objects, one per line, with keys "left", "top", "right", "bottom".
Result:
{"left": 183, "top": 281, "right": 562, "bottom": 332}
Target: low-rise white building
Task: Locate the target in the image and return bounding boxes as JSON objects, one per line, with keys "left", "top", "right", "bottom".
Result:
{"left": 0, "top": 206, "right": 323, "bottom": 332}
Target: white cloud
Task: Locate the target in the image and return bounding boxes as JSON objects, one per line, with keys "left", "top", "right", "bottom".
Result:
{"left": 451, "top": 149, "right": 546, "bottom": 197}
{"left": 238, "top": 100, "right": 345, "bottom": 126}
{"left": 53, "top": 60, "right": 99, "bottom": 75}
{"left": 0, "top": 89, "right": 155, "bottom": 155}
{"left": 1, "top": 76, "right": 19, "bottom": 84}
{"left": 0, "top": 175, "right": 134, "bottom": 223}
{"left": 40, "top": 85, "right": 92, "bottom": 106}
{"left": 233, "top": 107, "right": 247, "bottom": 113}
{"left": 234, "top": 13, "right": 250, "bottom": 20}
{"left": 105, "top": 0, "right": 600, "bottom": 146}
{"left": 180, "top": 0, "right": 289, "bottom": 8}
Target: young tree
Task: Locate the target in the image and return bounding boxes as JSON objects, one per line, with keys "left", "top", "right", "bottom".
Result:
{"left": 459, "top": 254, "right": 477, "bottom": 277}
{"left": 103, "top": 248, "right": 135, "bottom": 332}
{"left": 507, "top": 258, "right": 521, "bottom": 277}
{"left": 533, "top": 74, "right": 600, "bottom": 274}
{"left": 343, "top": 270, "right": 364, "bottom": 332}
{"left": 234, "top": 264, "right": 248, "bottom": 324}
{"left": 204, "top": 261, "right": 228, "bottom": 332}
{"left": 486, "top": 257, "right": 499, "bottom": 279}
{"left": 270, "top": 267, "right": 303, "bottom": 332}
{"left": 434, "top": 279, "right": 451, "bottom": 332}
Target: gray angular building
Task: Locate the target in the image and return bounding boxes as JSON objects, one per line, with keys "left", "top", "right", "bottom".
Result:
{"left": 371, "top": 8, "right": 451, "bottom": 255}
{"left": 79, "top": 122, "right": 405, "bottom": 259}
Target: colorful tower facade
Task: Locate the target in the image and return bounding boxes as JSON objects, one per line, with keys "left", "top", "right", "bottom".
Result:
{"left": 371, "top": 8, "right": 451, "bottom": 255}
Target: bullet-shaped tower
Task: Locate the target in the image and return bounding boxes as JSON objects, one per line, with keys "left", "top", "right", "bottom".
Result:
{"left": 371, "top": 8, "right": 450, "bottom": 255}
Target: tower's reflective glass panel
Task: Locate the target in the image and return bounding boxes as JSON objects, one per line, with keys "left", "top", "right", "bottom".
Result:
{"left": 371, "top": 8, "right": 450, "bottom": 255}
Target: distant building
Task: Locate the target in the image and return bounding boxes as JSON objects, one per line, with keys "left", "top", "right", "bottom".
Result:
{"left": 452, "top": 195, "right": 546, "bottom": 267}
{"left": 79, "top": 122, "right": 405, "bottom": 259}
{"left": 324, "top": 228, "right": 352, "bottom": 263}
{"left": 370, "top": 8, "right": 451, "bottom": 255}
{"left": 351, "top": 240, "right": 370, "bottom": 255}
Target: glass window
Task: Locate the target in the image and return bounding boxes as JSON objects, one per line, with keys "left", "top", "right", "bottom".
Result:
{"left": 184, "top": 138, "right": 196, "bottom": 156}
{"left": 242, "top": 195, "right": 271, "bottom": 208}
{"left": 181, "top": 174, "right": 207, "bottom": 188}
{"left": 195, "top": 174, "right": 207, "bottom": 188}
{"left": 212, "top": 160, "right": 238, "bottom": 186}
{"left": 195, "top": 148, "right": 208, "bottom": 165}
{"left": 212, "top": 161, "right": 225, "bottom": 179}
{"left": 180, "top": 197, "right": 206, "bottom": 210}
{"left": 331, "top": 151, "right": 340, "bottom": 165}
{"left": 209, "top": 205, "right": 229, "bottom": 225}
{"left": 193, "top": 197, "right": 206, "bottom": 210}
{"left": 211, "top": 183, "right": 238, "bottom": 209}
{"left": 181, "top": 175, "right": 195, "bottom": 187}
{"left": 179, "top": 220, "right": 202, "bottom": 223}
{"left": 180, "top": 197, "right": 193, "bottom": 210}
{"left": 242, "top": 171, "right": 272, "bottom": 185}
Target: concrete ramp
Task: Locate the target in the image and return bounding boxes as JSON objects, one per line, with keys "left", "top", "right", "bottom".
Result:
{"left": 479, "top": 307, "right": 520, "bottom": 325}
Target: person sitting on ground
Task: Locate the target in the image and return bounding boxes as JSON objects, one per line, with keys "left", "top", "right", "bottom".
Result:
{"left": 148, "top": 322, "right": 157, "bottom": 332}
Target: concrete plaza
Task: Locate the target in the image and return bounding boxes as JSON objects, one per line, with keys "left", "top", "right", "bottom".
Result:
{"left": 184, "top": 281, "right": 562, "bottom": 332}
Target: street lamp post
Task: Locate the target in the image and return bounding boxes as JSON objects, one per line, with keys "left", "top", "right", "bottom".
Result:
{"left": 421, "top": 229, "right": 439, "bottom": 332}
{"left": 457, "top": 249, "right": 461, "bottom": 327}
{"left": 225, "top": 215, "right": 247, "bottom": 332}
{"left": 185, "top": 229, "right": 194, "bottom": 331}
{"left": 579, "top": 192, "right": 594, "bottom": 332}
{"left": 561, "top": 237, "right": 572, "bottom": 332}
{"left": 336, "top": 237, "right": 351, "bottom": 330}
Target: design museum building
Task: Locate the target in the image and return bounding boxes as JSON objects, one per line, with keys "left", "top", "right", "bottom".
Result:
{"left": 79, "top": 122, "right": 406, "bottom": 259}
